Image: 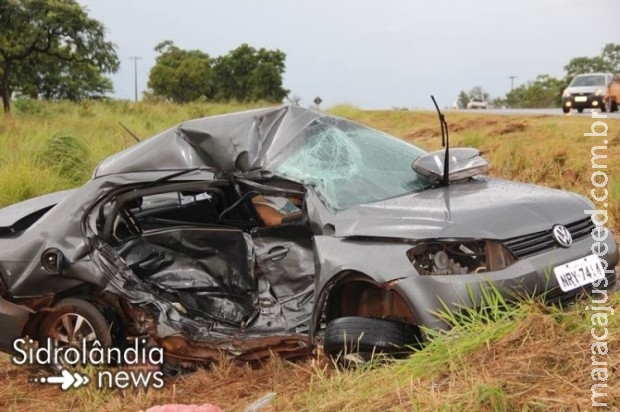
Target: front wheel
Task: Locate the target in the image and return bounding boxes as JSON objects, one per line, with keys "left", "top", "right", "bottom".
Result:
{"left": 323, "top": 316, "right": 421, "bottom": 365}
{"left": 562, "top": 107, "right": 570, "bottom": 114}
{"left": 577, "top": 108, "right": 584, "bottom": 113}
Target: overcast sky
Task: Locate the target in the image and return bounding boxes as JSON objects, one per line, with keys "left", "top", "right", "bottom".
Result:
{"left": 79, "top": 0, "right": 617, "bottom": 109}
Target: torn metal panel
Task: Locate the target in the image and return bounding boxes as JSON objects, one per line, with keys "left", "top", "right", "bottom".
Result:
{"left": 252, "top": 224, "right": 315, "bottom": 331}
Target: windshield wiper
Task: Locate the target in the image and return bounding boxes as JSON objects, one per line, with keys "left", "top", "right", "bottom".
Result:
{"left": 430, "top": 95, "right": 450, "bottom": 186}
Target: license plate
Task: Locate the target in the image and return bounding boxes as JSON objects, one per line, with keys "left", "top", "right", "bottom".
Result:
{"left": 554, "top": 255, "right": 605, "bottom": 292}
{"left": 575, "top": 96, "right": 587, "bottom": 102}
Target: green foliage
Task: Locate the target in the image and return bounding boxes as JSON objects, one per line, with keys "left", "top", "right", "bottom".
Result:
{"left": 13, "top": 98, "right": 45, "bottom": 115}
{"left": 497, "top": 43, "right": 620, "bottom": 109}
{"left": 37, "top": 133, "right": 92, "bottom": 185}
{"left": 457, "top": 90, "right": 469, "bottom": 109}
{"left": 212, "top": 44, "right": 288, "bottom": 102}
{"left": 564, "top": 56, "right": 609, "bottom": 78}
{"left": 564, "top": 43, "right": 620, "bottom": 77}
{"left": 147, "top": 41, "right": 214, "bottom": 103}
{"left": 601, "top": 43, "right": 620, "bottom": 73}
{"left": 148, "top": 42, "right": 288, "bottom": 103}
{"left": 503, "top": 74, "right": 566, "bottom": 108}
{"left": 0, "top": 0, "right": 119, "bottom": 114}
{"left": 15, "top": 54, "right": 115, "bottom": 101}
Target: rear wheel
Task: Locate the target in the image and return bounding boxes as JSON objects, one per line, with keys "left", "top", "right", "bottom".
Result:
{"left": 577, "top": 108, "right": 584, "bottom": 113}
{"left": 38, "top": 298, "right": 115, "bottom": 369}
{"left": 324, "top": 316, "right": 421, "bottom": 365}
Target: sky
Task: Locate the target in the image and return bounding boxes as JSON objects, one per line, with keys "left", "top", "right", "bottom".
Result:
{"left": 79, "top": 0, "right": 618, "bottom": 109}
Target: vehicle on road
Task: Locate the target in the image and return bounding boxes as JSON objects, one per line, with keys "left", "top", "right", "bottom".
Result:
{"left": 467, "top": 98, "right": 488, "bottom": 109}
{"left": 562, "top": 73, "right": 614, "bottom": 113}
{"left": 604, "top": 75, "right": 620, "bottom": 113}
{"left": 0, "top": 106, "right": 616, "bottom": 367}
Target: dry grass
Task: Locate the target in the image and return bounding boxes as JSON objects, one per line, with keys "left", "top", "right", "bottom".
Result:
{"left": 1, "top": 103, "right": 619, "bottom": 410}
{"left": 0, "top": 354, "right": 319, "bottom": 411}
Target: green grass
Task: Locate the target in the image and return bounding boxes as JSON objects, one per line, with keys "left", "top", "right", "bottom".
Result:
{"left": 1, "top": 102, "right": 619, "bottom": 411}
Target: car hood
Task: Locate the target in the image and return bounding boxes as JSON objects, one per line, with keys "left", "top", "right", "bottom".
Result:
{"left": 565, "top": 86, "right": 603, "bottom": 94}
{"left": 332, "top": 178, "right": 592, "bottom": 240}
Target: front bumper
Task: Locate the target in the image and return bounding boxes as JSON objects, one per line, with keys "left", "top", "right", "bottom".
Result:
{"left": 394, "top": 234, "right": 619, "bottom": 332}
{"left": 562, "top": 95, "right": 605, "bottom": 109}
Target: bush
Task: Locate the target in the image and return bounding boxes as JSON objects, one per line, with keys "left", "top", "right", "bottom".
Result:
{"left": 37, "top": 134, "right": 92, "bottom": 185}
{"left": 13, "top": 98, "right": 45, "bottom": 115}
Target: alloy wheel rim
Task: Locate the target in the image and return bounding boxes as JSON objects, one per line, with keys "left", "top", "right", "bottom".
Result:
{"left": 49, "top": 313, "right": 97, "bottom": 347}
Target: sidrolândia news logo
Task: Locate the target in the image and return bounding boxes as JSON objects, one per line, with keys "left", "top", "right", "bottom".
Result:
{"left": 13, "top": 337, "right": 165, "bottom": 390}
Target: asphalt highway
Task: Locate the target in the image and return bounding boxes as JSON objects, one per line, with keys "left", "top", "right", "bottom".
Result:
{"left": 452, "top": 108, "right": 620, "bottom": 119}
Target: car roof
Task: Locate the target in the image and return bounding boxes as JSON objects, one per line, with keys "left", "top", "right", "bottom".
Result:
{"left": 93, "top": 106, "right": 323, "bottom": 178}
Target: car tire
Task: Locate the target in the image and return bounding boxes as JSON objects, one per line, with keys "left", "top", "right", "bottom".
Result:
{"left": 323, "top": 316, "right": 420, "bottom": 364}
{"left": 562, "top": 107, "right": 570, "bottom": 114}
{"left": 577, "top": 108, "right": 584, "bottom": 113}
{"left": 610, "top": 101, "right": 618, "bottom": 113}
{"left": 601, "top": 103, "right": 607, "bottom": 113}
{"left": 38, "top": 298, "right": 116, "bottom": 368}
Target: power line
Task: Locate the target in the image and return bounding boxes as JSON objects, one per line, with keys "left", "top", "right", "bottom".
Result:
{"left": 129, "top": 56, "right": 142, "bottom": 102}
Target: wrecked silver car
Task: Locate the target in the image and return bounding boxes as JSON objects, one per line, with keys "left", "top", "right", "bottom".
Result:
{"left": 0, "top": 106, "right": 617, "bottom": 366}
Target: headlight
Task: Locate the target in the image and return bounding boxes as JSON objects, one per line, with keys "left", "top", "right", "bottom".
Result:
{"left": 406, "top": 240, "right": 516, "bottom": 276}
{"left": 595, "top": 89, "right": 603, "bottom": 96}
{"left": 563, "top": 90, "right": 570, "bottom": 98}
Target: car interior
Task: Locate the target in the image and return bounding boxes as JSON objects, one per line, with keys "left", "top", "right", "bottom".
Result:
{"left": 95, "top": 179, "right": 315, "bottom": 331}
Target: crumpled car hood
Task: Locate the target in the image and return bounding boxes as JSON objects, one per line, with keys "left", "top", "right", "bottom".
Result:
{"left": 332, "top": 178, "right": 593, "bottom": 240}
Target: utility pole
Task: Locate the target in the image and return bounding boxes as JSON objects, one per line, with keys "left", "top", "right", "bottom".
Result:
{"left": 130, "top": 56, "right": 142, "bottom": 102}
{"left": 508, "top": 75, "right": 517, "bottom": 92}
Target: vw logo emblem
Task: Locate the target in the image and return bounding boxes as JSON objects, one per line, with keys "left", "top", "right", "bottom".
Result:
{"left": 552, "top": 225, "right": 573, "bottom": 248}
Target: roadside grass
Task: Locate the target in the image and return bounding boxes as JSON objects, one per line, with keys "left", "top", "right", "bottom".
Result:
{"left": 1, "top": 294, "right": 616, "bottom": 411}
{"left": 276, "top": 294, "right": 619, "bottom": 411}
{"left": 1, "top": 102, "right": 619, "bottom": 410}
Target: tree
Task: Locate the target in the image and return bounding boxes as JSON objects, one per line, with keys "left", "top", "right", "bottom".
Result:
{"left": 564, "top": 43, "right": 620, "bottom": 77}
{"left": 457, "top": 90, "right": 469, "bottom": 109}
{"left": 147, "top": 42, "right": 288, "bottom": 103}
{"left": 601, "top": 43, "right": 620, "bottom": 73}
{"left": 468, "top": 86, "right": 489, "bottom": 101}
{"left": 504, "top": 74, "right": 565, "bottom": 108}
{"left": 147, "top": 41, "right": 214, "bottom": 103}
{"left": 563, "top": 56, "right": 608, "bottom": 78}
{"left": 13, "top": 53, "right": 114, "bottom": 100}
{"left": 0, "top": 0, "right": 119, "bottom": 114}
{"left": 212, "top": 44, "right": 288, "bottom": 103}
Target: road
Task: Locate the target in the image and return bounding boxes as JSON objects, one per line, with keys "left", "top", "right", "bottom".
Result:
{"left": 452, "top": 108, "right": 620, "bottom": 119}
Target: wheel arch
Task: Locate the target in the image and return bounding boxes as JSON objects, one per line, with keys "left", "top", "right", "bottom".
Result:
{"left": 20, "top": 284, "right": 125, "bottom": 343}
{"left": 311, "top": 270, "right": 419, "bottom": 343}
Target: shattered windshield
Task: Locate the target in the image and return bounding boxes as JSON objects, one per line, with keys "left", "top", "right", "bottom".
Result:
{"left": 273, "top": 117, "right": 432, "bottom": 210}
